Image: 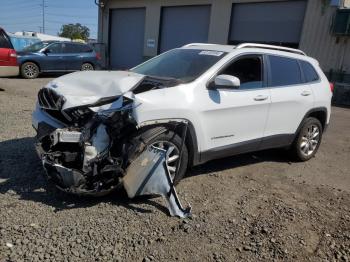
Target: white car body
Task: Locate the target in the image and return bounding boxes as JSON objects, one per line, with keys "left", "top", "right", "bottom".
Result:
{"left": 31, "top": 43, "right": 332, "bottom": 195}
{"left": 33, "top": 43, "right": 332, "bottom": 165}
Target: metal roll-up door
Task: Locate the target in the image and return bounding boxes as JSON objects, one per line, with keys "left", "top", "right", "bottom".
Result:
{"left": 109, "top": 8, "right": 145, "bottom": 69}
{"left": 229, "top": 1, "right": 307, "bottom": 48}
{"left": 159, "top": 5, "right": 211, "bottom": 53}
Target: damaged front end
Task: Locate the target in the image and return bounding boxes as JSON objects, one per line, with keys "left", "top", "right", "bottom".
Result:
{"left": 35, "top": 91, "right": 137, "bottom": 196}
{"left": 32, "top": 71, "right": 191, "bottom": 217}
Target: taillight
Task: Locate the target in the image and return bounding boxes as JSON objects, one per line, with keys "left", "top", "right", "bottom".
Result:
{"left": 329, "top": 82, "right": 334, "bottom": 93}
{"left": 96, "top": 52, "right": 101, "bottom": 60}
{"left": 9, "top": 49, "right": 17, "bottom": 58}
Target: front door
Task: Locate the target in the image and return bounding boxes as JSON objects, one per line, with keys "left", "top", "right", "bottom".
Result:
{"left": 43, "top": 43, "right": 65, "bottom": 71}
{"left": 199, "top": 54, "right": 271, "bottom": 158}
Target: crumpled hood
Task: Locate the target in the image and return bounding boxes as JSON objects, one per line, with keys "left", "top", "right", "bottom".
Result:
{"left": 45, "top": 70, "right": 145, "bottom": 109}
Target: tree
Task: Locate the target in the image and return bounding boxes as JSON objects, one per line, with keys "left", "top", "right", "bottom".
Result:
{"left": 58, "top": 23, "right": 90, "bottom": 41}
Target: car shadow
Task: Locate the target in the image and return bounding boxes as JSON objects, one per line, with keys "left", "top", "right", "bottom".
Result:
{"left": 0, "top": 137, "right": 291, "bottom": 215}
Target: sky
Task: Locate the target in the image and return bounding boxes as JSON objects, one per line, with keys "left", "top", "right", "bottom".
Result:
{"left": 0, "top": 0, "right": 98, "bottom": 39}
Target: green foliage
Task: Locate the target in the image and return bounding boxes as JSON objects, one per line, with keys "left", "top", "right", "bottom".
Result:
{"left": 58, "top": 23, "right": 90, "bottom": 41}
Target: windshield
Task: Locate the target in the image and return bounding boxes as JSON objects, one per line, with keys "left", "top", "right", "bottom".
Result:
{"left": 131, "top": 49, "right": 227, "bottom": 82}
{"left": 23, "top": 41, "right": 52, "bottom": 52}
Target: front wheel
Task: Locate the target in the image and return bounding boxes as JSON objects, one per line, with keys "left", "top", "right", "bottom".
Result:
{"left": 291, "top": 117, "right": 323, "bottom": 161}
{"left": 136, "top": 128, "right": 189, "bottom": 185}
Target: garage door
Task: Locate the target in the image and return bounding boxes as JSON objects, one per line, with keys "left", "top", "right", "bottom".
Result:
{"left": 229, "top": 1, "right": 306, "bottom": 48}
{"left": 159, "top": 5, "right": 211, "bottom": 53}
{"left": 109, "top": 8, "right": 145, "bottom": 69}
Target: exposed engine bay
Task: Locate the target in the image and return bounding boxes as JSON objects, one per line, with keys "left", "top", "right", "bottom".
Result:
{"left": 33, "top": 71, "right": 191, "bottom": 217}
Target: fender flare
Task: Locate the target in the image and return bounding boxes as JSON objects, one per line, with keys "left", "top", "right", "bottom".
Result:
{"left": 293, "top": 107, "right": 328, "bottom": 141}
{"left": 138, "top": 119, "right": 200, "bottom": 167}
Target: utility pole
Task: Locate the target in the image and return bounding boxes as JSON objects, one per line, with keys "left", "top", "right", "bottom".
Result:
{"left": 40, "top": 0, "right": 47, "bottom": 34}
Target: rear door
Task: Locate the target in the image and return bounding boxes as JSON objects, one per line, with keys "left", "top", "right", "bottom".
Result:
{"left": 62, "top": 43, "right": 83, "bottom": 70}
{"left": 263, "top": 54, "right": 314, "bottom": 147}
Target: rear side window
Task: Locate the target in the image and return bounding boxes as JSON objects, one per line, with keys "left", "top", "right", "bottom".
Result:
{"left": 269, "top": 55, "right": 302, "bottom": 87}
{"left": 64, "top": 43, "right": 92, "bottom": 53}
{"left": 80, "top": 44, "right": 93, "bottom": 53}
{"left": 300, "top": 60, "right": 319, "bottom": 83}
{"left": 0, "top": 31, "right": 12, "bottom": 49}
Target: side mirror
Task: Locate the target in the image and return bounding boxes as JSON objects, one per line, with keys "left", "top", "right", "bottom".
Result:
{"left": 43, "top": 49, "right": 50, "bottom": 55}
{"left": 213, "top": 75, "right": 240, "bottom": 89}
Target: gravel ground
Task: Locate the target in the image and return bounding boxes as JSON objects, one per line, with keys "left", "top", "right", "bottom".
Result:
{"left": 0, "top": 76, "right": 349, "bottom": 262}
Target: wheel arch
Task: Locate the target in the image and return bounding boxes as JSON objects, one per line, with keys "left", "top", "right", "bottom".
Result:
{"left": 137, "top": 119, "right": 200, "bottom": 168}
{"left": 305, "top": 107, "right": 328, "bottom": 131}
{"left": 294, "top": 107, "right": 328, "bottom": 141}
{"left": 21, "top": 60, "right": 41, "bottom": 72}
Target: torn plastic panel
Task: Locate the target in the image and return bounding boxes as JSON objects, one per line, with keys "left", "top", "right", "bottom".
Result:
{"left": 123, "top": 146, "right": 191, "bottom": 218}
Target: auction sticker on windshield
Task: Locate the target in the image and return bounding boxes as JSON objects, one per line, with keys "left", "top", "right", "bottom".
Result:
{"left": 199, "top": 51, "right": 224, "bottom": 56}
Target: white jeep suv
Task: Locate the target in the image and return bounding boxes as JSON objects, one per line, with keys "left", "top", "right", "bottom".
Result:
{"left": 32, "top": 43, "right": 332, "bottom": 196}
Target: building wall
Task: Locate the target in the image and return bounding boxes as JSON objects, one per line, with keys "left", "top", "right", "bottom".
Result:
{"left": 299, "top": 0, "right": 350, "bottom": 73}
{"left": 99, "top": 0, "right": 350, "bottom": 73}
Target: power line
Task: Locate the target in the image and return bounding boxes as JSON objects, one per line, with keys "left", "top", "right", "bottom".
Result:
{"left": 46, "top": 13, "right": 96, "bottom": 19}
{"left": 46, "top": 20, "right": 97, "bottom": 26}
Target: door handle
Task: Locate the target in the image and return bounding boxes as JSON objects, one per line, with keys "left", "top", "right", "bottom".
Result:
{"left": 301, "top": 90, "right": 311, "bottom": 96}
{"left": 254, "top": 95, "right": 268, "bottom": 101}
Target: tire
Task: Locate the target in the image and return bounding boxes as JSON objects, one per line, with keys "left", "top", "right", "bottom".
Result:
{"left": 81, "top": 63, "right": 94, "bottom": 71}
{"left": 136, "top": 127, "right": 189, "bottom": 185}
{"left": 21, "top": 62, "right": 40, "bottom": 79}
{"left": 291, "top": 117, "right": 323, "bottom": 161}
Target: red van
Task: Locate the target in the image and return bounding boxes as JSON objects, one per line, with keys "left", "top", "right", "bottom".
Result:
{"left": 0, "top": 28, "right": 19, "bottom": 77}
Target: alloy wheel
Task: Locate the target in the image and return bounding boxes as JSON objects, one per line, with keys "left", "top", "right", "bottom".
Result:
{"left": 151, "top": 141, "right": 180, "bottom": 180}
{"left": 24, "top": 64, "right": 38, "bottom": 78}
{"left": 300, "top": 124, "right": 320, "bottom": 157}
{"left": 81, "top": 63, "right": 94, "bottom": 71}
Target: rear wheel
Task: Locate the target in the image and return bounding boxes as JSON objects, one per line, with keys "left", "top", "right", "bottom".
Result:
{"left": 291, "top": 117, "right": 323, "bottom": 161}
{"left": 21, "top": 62, "right": 39, "bottom": 79}
{"left": 81, "top": 63, "right": 94, "bottom": 71}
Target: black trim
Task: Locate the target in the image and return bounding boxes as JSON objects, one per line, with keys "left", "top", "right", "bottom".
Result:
{"left": 186, "top": 121, "right": 200, "bottom": 166}
{"left": 259, "top": 134, "right": 294, "bottom": 150}
{"left": 293, "top": 107, "right": 328, "bottom": 139}
{"left": 200, "top": 134, "right": 295, "bottom": 164}
{"left": 200, "top": 137, "right": 261, "bottom": 164}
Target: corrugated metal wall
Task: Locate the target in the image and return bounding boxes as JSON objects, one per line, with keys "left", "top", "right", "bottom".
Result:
{"left": 299, "top": 0, "right": 350, "bottom": 73}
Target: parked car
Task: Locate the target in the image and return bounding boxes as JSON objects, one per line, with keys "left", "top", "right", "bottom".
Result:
{"left": 32, "top": 43, "right": 332, "bottom": 196}
{"left": 17, "top": 41, "right": 101, "bottom": 79}
{"left": 0, "top": 28, "right": 19, "bottom": 77}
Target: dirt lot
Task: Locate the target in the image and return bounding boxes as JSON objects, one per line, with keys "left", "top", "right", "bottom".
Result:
{"left": 0, "top": 77, "right": 349, "bottom": 262}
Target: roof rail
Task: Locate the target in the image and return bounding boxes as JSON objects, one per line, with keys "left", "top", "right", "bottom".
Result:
{"left": 183, "top": 43, "right": 215, "bottom": 47}
{"left": 236, "top": 43, "right": 306, "bottom": 56}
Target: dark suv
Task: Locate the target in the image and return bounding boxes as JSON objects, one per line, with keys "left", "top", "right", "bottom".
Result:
{"left": 17, "top": 41, "right": 101, "bottom": 79}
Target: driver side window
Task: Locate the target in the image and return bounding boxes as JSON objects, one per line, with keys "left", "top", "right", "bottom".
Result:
{"left": 220, "top": 55, "right": 264, "bottom": 89}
